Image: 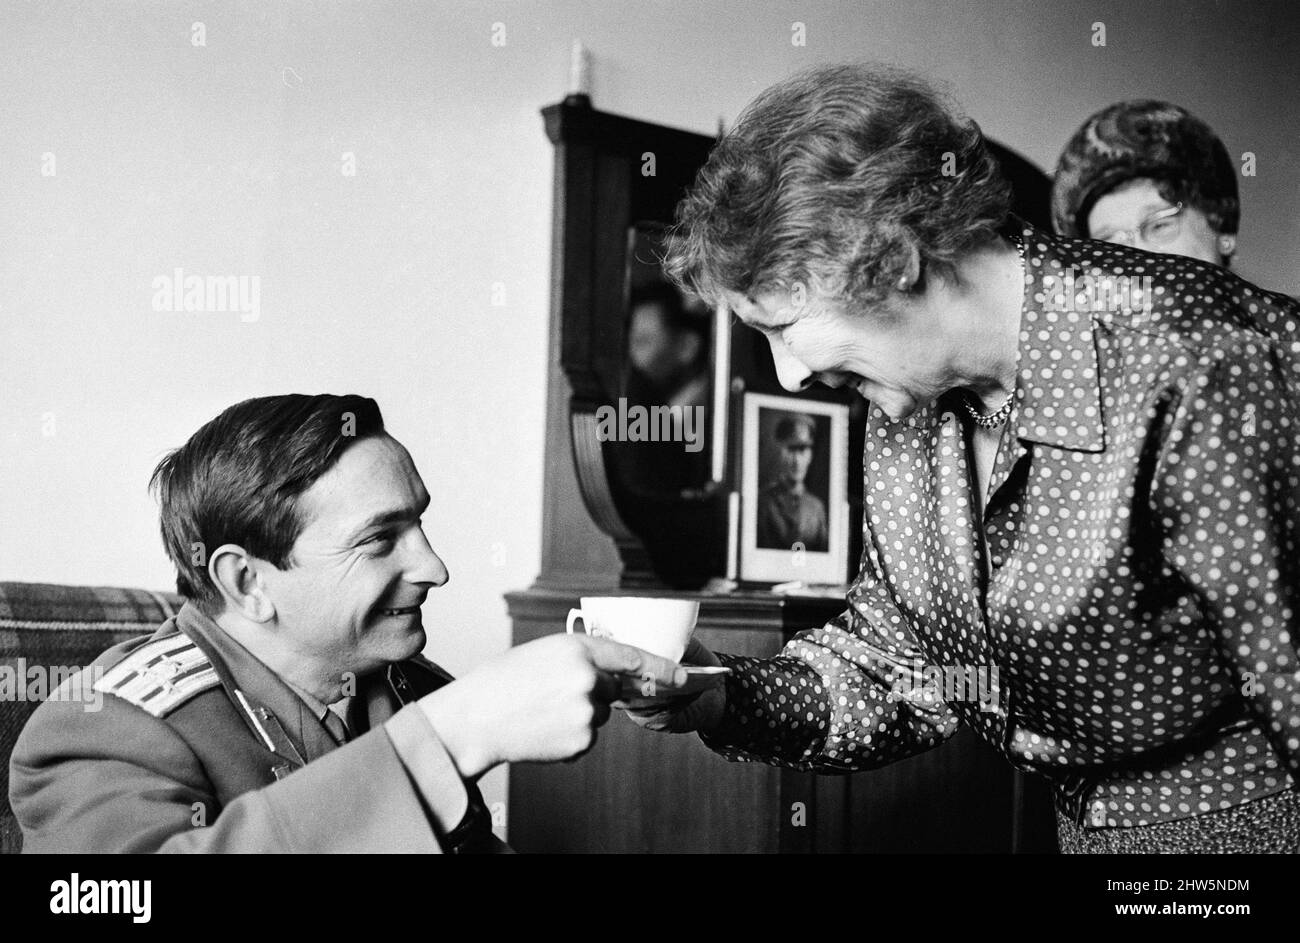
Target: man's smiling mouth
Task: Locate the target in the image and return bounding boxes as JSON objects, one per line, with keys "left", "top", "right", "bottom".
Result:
{"left": 380, "top": 605, "right": 421, "bottom": 617}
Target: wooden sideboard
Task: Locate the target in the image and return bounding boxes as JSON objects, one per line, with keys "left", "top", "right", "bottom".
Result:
{"left": 506, "top": 586, "right": 1059, "bottom": 853}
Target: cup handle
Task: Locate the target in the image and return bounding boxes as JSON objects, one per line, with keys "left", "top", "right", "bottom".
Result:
{"left": 565, "top": 608, "right": 586, "bottom": 635}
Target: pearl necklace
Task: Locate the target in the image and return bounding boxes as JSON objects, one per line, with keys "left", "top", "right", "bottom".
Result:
{"left": 963, "top": 390, "right": 1015, "bottom": 428}
{"left": 963, "top": 231, "right": 1024, "bottom": 429}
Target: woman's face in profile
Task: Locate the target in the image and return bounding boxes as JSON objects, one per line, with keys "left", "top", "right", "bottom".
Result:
{"left": 725, "top": 287, "right": 951, "bottom": 422}
{"left": 1087, "top": 177, "right": 1225, "bottom": 265}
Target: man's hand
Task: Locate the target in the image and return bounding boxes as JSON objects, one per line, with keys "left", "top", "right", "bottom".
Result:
{"left": 619, "top": 637, "right": 727, "bottom": 735}
{"left": 418, "top": 633, "right": 686, "bottom": 779}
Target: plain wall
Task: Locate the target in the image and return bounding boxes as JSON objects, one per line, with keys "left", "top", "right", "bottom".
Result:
{"left": 2, "top": 0, "right": 1297, "bottom": 832}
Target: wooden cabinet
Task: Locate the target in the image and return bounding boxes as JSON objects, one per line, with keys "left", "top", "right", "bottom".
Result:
{"left": 506, "top": 587, "right": 1058, "bottom": 853}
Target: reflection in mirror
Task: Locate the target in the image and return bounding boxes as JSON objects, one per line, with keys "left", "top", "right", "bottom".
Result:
{"left": 619, "top": 226, "right": 713, "bottom": 497}
{"left": 602, "top": 225, "right": 726, "bottom": 588}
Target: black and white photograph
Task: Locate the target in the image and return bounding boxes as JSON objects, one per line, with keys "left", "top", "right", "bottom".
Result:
{"left": 1, "top": 0, "right": 1297, "bottom": 913}
{"left": 756, "top": 409, "right": 831, "bottom": 554}
{"left": 739, "top": 394, "right": 849, "bottom": 584}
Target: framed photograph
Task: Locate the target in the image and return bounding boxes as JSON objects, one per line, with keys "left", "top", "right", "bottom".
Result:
{"left": 739, "top": 392, "right": 850, "bottom": 585}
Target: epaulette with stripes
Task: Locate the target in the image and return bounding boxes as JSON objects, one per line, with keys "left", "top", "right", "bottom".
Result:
{"left": 92, "top": 633, "right": 220, "bottom": 718}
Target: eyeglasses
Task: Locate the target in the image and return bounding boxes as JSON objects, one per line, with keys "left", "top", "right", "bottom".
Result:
{"left": 1093, "top": 203, "right": 1185, "bottom": 247}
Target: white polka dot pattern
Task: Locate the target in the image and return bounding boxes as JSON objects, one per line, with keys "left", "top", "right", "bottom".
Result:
{"left": 702, "top": 224, "right": 1300, "bottom": 833}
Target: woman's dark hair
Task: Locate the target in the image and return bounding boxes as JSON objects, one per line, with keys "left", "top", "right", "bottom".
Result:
{"left": 663, "top": 63, "right": 1011, "bottom": 308}
{"left": 1051, "top": 99, "right": 1239, "bottom": 239}
{"left": 149, "top": 393, "right": 385, "bottom": 610}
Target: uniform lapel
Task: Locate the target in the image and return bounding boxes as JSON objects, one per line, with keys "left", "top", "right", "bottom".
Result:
{"left": 290, "top": 698, "right": 338, "bottom": 763}
{"left": 362, "top": 670, "right": 400, "bottom": 730}
{"left": 231, "top": 688, "right": 308, "bottom": 770}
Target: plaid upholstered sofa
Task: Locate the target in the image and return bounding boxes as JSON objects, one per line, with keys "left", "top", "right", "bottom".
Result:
{"left": 0, "top": 581, "right": 182, "bottom": 853}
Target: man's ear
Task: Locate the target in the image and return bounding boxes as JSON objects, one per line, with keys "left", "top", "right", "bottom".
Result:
{"left": 208, "top": 543, "right": 276, "bottom": 623}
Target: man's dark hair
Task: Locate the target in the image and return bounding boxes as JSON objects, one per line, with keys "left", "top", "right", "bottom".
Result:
{"left": 630, "top": 282, "right": 704, "bottom": 335}
{"left": 150, "top": 394, "right": 385, "bottom": 611}
{"left": 774, "top": 414, "right": 816, "bottom": 444}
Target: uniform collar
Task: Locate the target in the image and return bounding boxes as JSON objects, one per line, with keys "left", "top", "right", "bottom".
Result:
{"left": 1010, "top": 223, "right": 1107, "bottom": 453}
{"left": 284, "top": 674, "right": 357, "bottom": 738}
{"left": 283, "top": 675, "right": 331, "bottom": 721}
{"left": 176, "top": 603, "right": 340, "bottom": 765}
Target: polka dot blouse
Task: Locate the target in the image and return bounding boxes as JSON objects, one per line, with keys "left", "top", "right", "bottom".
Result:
{"left": 703, "top": 224, "right": 1300, "bottom": 832}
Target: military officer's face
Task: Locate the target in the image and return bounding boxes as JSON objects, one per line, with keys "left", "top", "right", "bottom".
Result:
{"left": 257, "top": 434, "right": 449, "bottom": 676}
{"left": 779, "top": 441, "right": 813, "bottom": 485}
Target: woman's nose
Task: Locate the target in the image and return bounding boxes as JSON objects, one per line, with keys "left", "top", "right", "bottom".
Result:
{"left": 767, "top": 335, "right": 813, "bottom": 392}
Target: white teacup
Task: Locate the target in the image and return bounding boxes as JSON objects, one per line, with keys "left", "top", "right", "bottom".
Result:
{"left": 565, "top": 596, "right": 700, "bottom": 662}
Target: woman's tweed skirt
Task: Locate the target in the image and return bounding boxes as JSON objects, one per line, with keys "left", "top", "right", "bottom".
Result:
{"left": 1056, "top": 789, "right": 1300, "bottom": 853}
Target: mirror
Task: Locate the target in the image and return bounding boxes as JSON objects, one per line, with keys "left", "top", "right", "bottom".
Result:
{"left": 603, "top": 225, "right": 727, "bottom": 587}
{"left": 613, "top": 226, "right": 713, "bottom": 499}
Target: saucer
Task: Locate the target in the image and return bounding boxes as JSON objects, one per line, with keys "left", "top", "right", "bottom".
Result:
{"left": 625, "top": 665, "right": 730, "bottom": 698}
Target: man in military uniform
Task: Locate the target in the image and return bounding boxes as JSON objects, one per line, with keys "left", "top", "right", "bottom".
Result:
{"left": 756, "top": 414, "right": 828, "bottom": 553}
{"left": 9, "top": 394, "right": 683, "bottom": 853}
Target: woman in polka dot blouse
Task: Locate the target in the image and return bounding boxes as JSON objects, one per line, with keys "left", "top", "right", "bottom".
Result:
{"left": 628, "top": 64, "right": 1300, "bottom": 853}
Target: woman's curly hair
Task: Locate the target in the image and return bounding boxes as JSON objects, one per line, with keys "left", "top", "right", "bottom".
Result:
{"left": 663, "top": 63, "right": 1012, "bottom": 308}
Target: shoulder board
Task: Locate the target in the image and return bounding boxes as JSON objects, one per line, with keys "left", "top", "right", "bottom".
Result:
{"left": 93, "top": 632, "right": 220, "bottom": 718}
